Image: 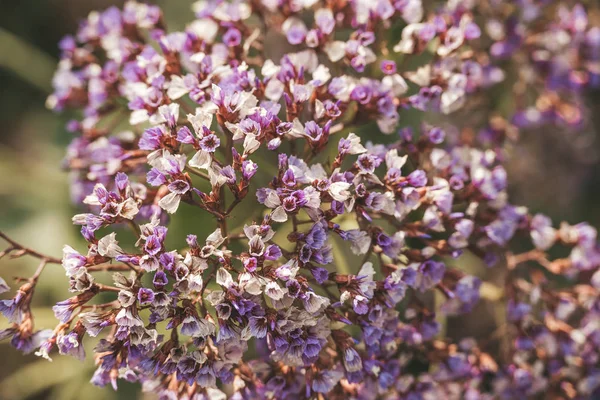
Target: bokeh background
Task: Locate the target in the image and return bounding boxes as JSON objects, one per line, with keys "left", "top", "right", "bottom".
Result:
{"left": 0, "top": 1, "right": 599, "bottom": 399}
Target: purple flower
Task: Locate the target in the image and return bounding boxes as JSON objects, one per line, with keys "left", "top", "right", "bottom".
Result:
{"left": 311, "top": 267, "right": 329, "bottom": 284}
{"left": 147, "top": 168, "right": 167, "bottom": 186}
{"left": 176, "top": 126, "right": 195, "bottom": 144}
{"left": 343, "top": 347, "right": 363, "bottom": 372}
{"left": 139, "top": 126, "right": 164, "bottom": 150}
{"left": 312, "top": 370, "right": 342, "bottom": 393}
{"left": 223, "top": 28, "right": 242, "bottom": 47}
{"left": 137, "top": 288, "right": 155, "bottom": 305}
{"left": 407, "top": 170, "right": 427, "bottom": 187}
{"left": 304, "top": 121, "right": 323, "bottom": 142}
{"left": 153, "top": 271, "right": 168, "bottom": 289}
{"left": 381, "top": 60, "right": 397, "bottom": 75}
{"left": 454, "top": 276, "right": 481, "bottom": 309}
{"left": 11, "top": 329, "right": 52, "bottom": 354}
{"left": 264, "top": 245, "right": 282, "bottom": 260}
{"left": 144, "top": 235, "right": 163, "bottom": 255}
{"left": 167, "top": 180, "right": 190, "bottom": 195}
{"left": 58, "top": 330, "right": 85, "bottom": 360}
{"left": 199, "top": 134, "right": 220, "bottom": 152}
{"left": 0, "top": 299, "right": 22, "bottom": 323}
{"left": 415, "top": 261, "right": 445, "bottom": 292}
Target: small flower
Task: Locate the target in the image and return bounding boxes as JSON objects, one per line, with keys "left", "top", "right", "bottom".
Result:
{"left": 62, "top": 245, "right": 87, "bottom": 276}
{"left": 137, "top": 288, "right": 155, "bottom": 305}
{"left": 380, "top": 60, "right": 397, "bottom": 75}
{"left": 338, "top": 133, "right": 367, "bottom": 156}
{"left": 0, "top": 277, "right": 9, "bottom": 294}
{"left": 199, "top": 134, "right": 220, "bottom": 152}
{"left": 97, "top": 233, "right": 123, "bottom": 258}
{"left": 223, "top": 28, "right": 242, "bottom": 47}
{"left": 11, "top": 329, "right": 52, "bottom": 354}
{"left": 343, "top": 347, "right": 363, "bottom": 372}
{"left": 57, "top": 329, "right": 86, "bottom": 360}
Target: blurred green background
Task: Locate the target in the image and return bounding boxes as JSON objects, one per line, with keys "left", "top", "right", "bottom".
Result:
{"left": 0, "top": 1, "right": 599, "bottom": 399}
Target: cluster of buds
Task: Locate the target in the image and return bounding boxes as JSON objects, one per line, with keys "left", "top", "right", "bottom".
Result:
{"left": 1, "top": 1, "right": 600, "bottom": 399}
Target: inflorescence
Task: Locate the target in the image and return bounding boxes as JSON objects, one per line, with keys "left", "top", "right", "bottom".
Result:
{"left": 1, "top": 1, "right": 600, "bottom": 399}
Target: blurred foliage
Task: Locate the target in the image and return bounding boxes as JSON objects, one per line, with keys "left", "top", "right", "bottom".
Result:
{"left": 0, "top": 1, "right": 598, "bottom": 399}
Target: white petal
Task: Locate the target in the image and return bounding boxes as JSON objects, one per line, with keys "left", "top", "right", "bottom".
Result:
{"left": 98, "top": 233, "right": 123, "bottom": 258}
{"left": 216, "top": 267, "right": 233, "bottom": 288}
{"left": 324, "top": 41, "right": 346, "bottom": 62}
{"left": 271, "top": 206, "right": 288, "bottom": 222}
{"left": 189, "top": 150, "right": 212, "bottom": 170}
{"left": 158, "top": 192, "right": 182, "bottom": 214}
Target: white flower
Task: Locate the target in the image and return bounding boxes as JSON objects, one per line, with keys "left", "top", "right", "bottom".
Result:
{"left": 97, "top": 233, "right": 122, "bottom": 257}
{"left": 156, "top": 103, "right": 180, "bottom": 127}
{"left": 377, "top": 113, "right": 399, "bottom": 134}
{"left": 282, "top": 17, "right": 307, "bottom": 42}
{"left": 344, "top": 133, "right": 367, "bottom": 155}
{"left": 243, "top": 133, "right": 261, "bottom": 155}
{"left": 119, "top": 198, "right": 139, "bottom": 219}
{"left": 261, "top": 60, "right": 280, "bottom": 77}
{"left": 271, "top": 206, "right": 288, "bottom": 223}
{"left": 265, "top": 79, "right": 285, "bottom": 101}
{"left": 393, "top": 23, "right": 425, "bottom": 53}
{"left": 311, "top": 64, "right": 331, "bottom": 86}
{"left": 441, "top": 74, "right": 467, "bottom": 114}
{"left": 324, "top": 41, "right": 346, "bottom": 62}
{"left": 188, "top": 110, "right": 214, "bottom": 133}
{"left": 189, "top": 150, "right": 212, "bottom": 170}
{"left": 158, "top": 192, "right": 182, "bottom": 214}
{"left": 239, "top": 273, "right": 263, "bottom": 295}
{"left": 358, "top": 262, "right": 376, "bottom": 298}
{"left": 167, "top": 75, "right": 193, "bottom": 100}
{"left": 405, "top": 64, "right": 431, "bottom": 86}
{"left": 302, "top": 292, "right": 330, "bottom": 313}
{"left": 423, "top": 206, "right": 445, "bottom": 232}
{"left": 140, "top": 255, "right": 159, "bottom": 272}
{"left": 216, "top": 268, "right": 234, "bottom": 288}
{"left": 441, "top": 87, "right": 466, "bottom": 114}
{"left": 208, "top": 165, "right": 228, "bottom": 188}
{"left": 288, "top": 50, "right": 319, "bottom": 72}
{"left": 401, "top": 0, "right": 423, "bottom": 23}
{"left": 328, "top": 182, "right": 352, "bottom": 202}
{"left": 148, "top": 150, "right": 187, "bottom": 174}
{"left": 291, "top": 83, "right": 314, "bottom": 103}
{"left": 83, "top": 184, "right": 105, "bottom": 206}
{"left": 348, "top": 230, "right": 371, "bottom": 255}
{"left": 187, "top": 272, "right": 204, "bottom": 292}
{"left": 382, "top": 73, "right": 408, "bottom": 96}
{"left": 265, "top": 281, "right": 287, "bottom": 301}
{"left": 187, "top": 18, "right": 219, "bottom": 43}
{"left": 206, "top": 228, "right": 226, "bottom": 247}
{"left": 62, "top": 245, "right": 86, "bottom": 276}
{"left": 275, "top": 259, "right": 299, "bottom": 281}
{"left": 385, "top": 149, "right": 408, "bottom": 170}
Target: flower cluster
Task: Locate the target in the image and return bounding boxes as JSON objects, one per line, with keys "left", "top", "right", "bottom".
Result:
{"left": 2, "top": 1, "right": 600, "bottom": 399}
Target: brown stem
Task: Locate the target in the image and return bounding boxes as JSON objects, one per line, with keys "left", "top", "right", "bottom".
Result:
{"left": 185, "top": 166, "right": 210, "bottom": 180}
{"left": 31, "top": 259, "right": 48, "bottom": 282}
{"left": 126, "top": 220, "right": 141, "bottom": 237}
{"left": 95, "top": 284, "right": 122, "bottom": 293}
{"left": 0, "top": 231, "right": 61, "bottom": 264}
{"left": 226, "top": 198, "right": 242, "bottom": 215}
{"left": 87, "top": 263, "right": 132, "bottom": 272}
